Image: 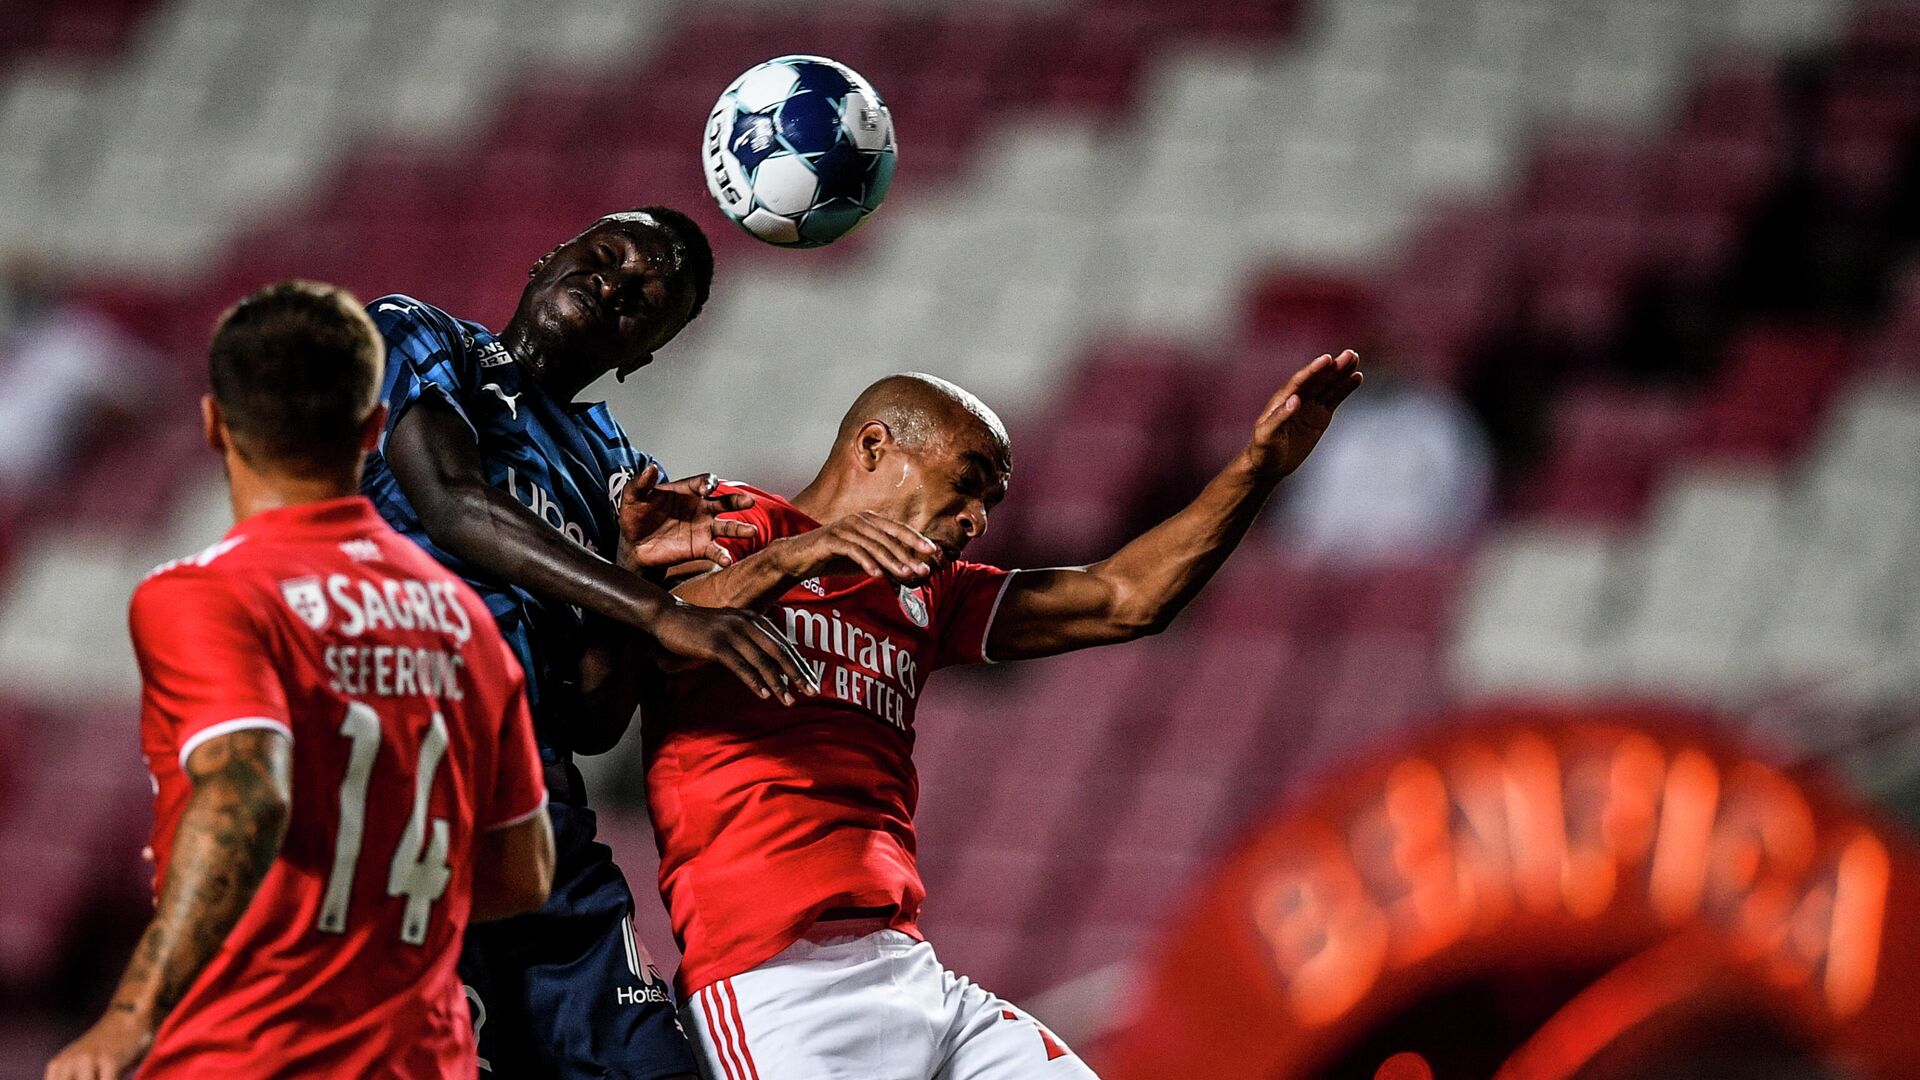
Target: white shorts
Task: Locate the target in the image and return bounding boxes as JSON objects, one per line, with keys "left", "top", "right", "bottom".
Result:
{"left": 680, "top": 929, "right": 1099, "bottom": 1080}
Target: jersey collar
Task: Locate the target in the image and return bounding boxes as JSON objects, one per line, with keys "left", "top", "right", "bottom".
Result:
{"left": 228, "top": 495, "right": 386, "bottom": 540}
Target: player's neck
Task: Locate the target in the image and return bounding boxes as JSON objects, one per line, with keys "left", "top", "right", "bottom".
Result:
{"left": 226, "top": 457, "right": 362, "bottom": 524}
{"left": 502, "top": 324, "right": 591, "bottom": 402}
{"left": 790, "top": 472, "right": 849, "bottom": 524}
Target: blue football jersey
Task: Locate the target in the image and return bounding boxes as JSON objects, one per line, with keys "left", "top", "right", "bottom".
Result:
{"left": 360, "top": 294, "right": 655, "bottom": 746}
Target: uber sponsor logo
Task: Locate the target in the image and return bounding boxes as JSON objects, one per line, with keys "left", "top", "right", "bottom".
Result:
{"left": 507, "top": 467, "right": 598, "bottom": 553}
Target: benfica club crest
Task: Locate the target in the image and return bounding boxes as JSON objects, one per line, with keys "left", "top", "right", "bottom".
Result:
{"left": 280, "top": 576, "right": 329, "bottom": 631}
{"left": 898, "top": 584, "right": 929, "bottom": 628}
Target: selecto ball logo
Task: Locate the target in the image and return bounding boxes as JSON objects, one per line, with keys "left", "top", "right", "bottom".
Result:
{"left": 704, "top": 106, "right": 746, "bottom": 209}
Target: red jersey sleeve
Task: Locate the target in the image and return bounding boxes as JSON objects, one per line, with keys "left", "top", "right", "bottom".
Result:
{"left": 928, "top": 561, "right": 1016, "bottom": 670}
{"left": 484, "top": 639, "right": 547, "bottom": 830}
{"left": 130, "top": 571, "right": 292, "bottom": 768}
{"left": 708, "top": 482, "right": 777, "bottom": 563}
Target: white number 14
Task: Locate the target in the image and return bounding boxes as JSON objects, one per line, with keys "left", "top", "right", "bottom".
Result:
{"left": 316, "top": 701, "right": 454, "bottom": 945}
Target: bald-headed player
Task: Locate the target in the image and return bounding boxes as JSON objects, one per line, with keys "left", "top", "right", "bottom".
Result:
{"left": 595, "top": 352, "right": 1361, "bottom": 1077}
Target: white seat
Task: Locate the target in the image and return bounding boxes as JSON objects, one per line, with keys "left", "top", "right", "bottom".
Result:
{"left": 1450, "top": 527, "right": 1623, "bottom": 695}
{"left": 0, "top": 538, "right": 145, "bottom": 705}
{"left": 1810, "top": 381, "right": 1920, "bottom": 496}
{"left": 1609, "top": 469, "right": 1788, "bottom": 700}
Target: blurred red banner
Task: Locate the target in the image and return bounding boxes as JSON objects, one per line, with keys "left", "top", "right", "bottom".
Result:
{"left": 1098, "top": 704, "right": 1920, "bottom": 1079}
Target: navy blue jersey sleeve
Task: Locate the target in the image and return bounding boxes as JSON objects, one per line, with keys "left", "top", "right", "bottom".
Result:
{"left": 367, "top": 294, "right": 480, "bottom": 448}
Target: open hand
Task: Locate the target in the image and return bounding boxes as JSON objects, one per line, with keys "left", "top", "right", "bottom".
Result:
{"left": 618, "top": 466, "right": 759, "bottom": 571}
{"left": 1245, "top": 350, "right": 1363, "bottom": 481}
{"left": 770, "top": 511, "right": 940, "bottom": 585}
{"left": 647, "top": 603, "right": 816, "bottom": 705}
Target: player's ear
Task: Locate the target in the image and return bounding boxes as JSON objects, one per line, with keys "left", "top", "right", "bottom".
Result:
{"left": 854, "top": 420, "right": 890, "bottom": 472}
{"left": 358, "top": 403, "right": 388, "bottom": 453}
{"left": 201, "top": 394, "right": 226, "bottom": 454}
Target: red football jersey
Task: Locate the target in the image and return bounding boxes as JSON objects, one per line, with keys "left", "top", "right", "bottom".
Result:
{"left": 131, "top": 497, "right": 545, "bottom": 1079}
{"left": 645, "top": 484, "right": 1012, "bottom": 995}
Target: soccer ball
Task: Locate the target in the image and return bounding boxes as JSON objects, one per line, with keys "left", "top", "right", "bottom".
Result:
{"left": 703, "top": 55, "right": 897, "bottom": 248}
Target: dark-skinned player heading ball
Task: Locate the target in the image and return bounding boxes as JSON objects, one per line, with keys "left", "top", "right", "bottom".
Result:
{"left": 359, "top": 207, "right": 808, "bottom": 1080}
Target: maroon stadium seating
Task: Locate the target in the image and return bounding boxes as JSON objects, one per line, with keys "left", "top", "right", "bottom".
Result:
{"left": 0, "top": 0, "right": 158, "bottom": 72}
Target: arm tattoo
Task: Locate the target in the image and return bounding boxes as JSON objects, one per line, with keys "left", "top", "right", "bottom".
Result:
{"left": 108, "top": 729, "right": 292, "bottom": 1025}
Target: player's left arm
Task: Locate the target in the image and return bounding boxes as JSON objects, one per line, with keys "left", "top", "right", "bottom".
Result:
{"left": 47, "top": 729, "right": 291, "bottom": 1080}
{"left": 985, "top": 350, "right": 1362, "bottom": 663}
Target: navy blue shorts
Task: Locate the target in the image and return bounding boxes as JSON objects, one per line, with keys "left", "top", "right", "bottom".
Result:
{"left": 460, "top": 801, "right": 697, "bottom": 1080}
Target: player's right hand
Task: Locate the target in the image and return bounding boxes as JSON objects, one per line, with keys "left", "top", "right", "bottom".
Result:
{"left": 649, "top": 602, "right": 816, "bottom": 705}
{"left": 771, "top": 511, "right": 940, "bottom": 583}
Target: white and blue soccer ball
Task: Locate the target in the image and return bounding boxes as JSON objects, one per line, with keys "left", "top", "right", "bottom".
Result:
{"left": 703, "top": 55, "right": 897, "bottom": 248}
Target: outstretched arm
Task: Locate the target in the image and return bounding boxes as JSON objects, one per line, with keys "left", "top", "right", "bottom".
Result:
{"left": 385, "top": 398, "right": 806, "bottom": 703}
{"left": 47, "top": 729, "right": 292, "bottom": 1080}
{"left": 986, "top": 350, "right": 1363, "bottom": 662}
